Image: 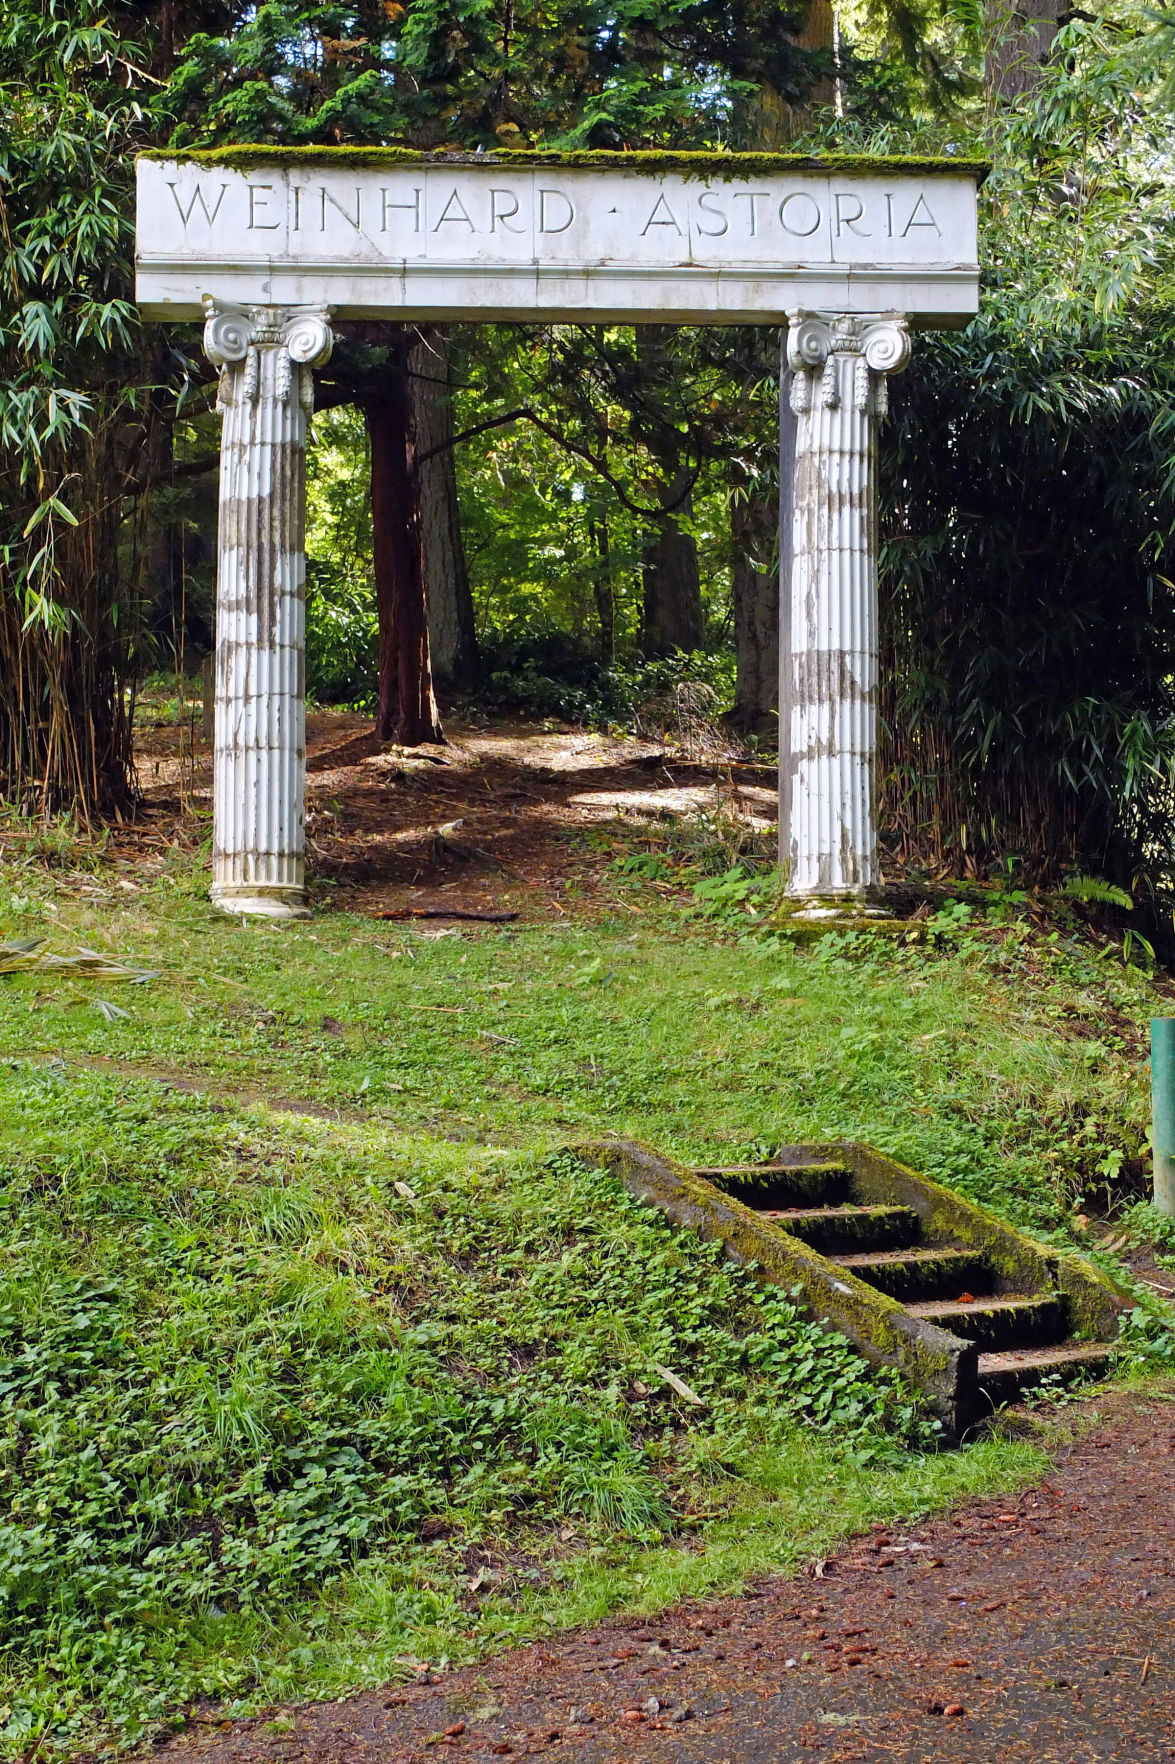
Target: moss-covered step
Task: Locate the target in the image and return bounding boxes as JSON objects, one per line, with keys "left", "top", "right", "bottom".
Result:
{"left": 576, "top": 1139, "right": 1128, "bottom": 1441}
{"left": 693, "top": 1162, "right": 853, "bottom": 1209}
{"left": 760, "top": 1202, "right": 920, "bottom": 1256}
{"left": 834, "top": 1246, "right": 992, "bottom": 1303}
{"left": 907, "top": 1294, "right": 1070, "bottom": 1353}
{"left": 977, "top": 1342, "right": 1119, "bottom": 1406}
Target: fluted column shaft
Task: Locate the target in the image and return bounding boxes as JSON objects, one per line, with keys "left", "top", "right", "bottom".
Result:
{"left": 783, "top": 311, "right": 910, "bottom": 898}
{"left": 203, "top": 302, "right": 333, "bottom": 918}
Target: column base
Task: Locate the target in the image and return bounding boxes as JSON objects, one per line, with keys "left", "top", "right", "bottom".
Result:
{"left": 211, "top": 885, "right": 311, "bottom": 922}
{"left": 774, "top": 894, "right": 897, "bottom": 934}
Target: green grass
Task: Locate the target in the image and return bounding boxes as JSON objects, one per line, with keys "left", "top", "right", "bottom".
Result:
{"left": 0, "top": 853, "right": 1171, "bottom": 1756}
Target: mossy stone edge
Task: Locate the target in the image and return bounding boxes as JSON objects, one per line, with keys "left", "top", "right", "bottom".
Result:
{"left": 139, "top": 145, "right": 990, "bottom": 183}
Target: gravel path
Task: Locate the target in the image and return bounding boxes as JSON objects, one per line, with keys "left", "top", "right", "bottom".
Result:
{"left": 152, "top": 1396, "right": 1175, "bottom": 1764}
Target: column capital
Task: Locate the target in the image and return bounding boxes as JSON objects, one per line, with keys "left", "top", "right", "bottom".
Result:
{"left": 202, "top": 299, "right": 334, "bottom": 367}
{"left": 202, "top": 300, "right": 334, "bottom": 410}
{"left": 786, "top": 311, "right": 910, "bottom": 417}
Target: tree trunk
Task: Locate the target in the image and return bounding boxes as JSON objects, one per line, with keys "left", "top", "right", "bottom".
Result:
{"left": 409, "top": 328, "right": 478, "bottom": 690}
{"left": 590, "top": 515, "right": 615, "bottom": 665}
{"left": 643, "top": 517, "right": 703, "bottom": 656}
{"left": 749, "top": 0, "right": 837, "bottom": 143}
{"left": 364, "top": 339, "right": 445, "bottom": 746}
{"left": 986, "top": 0, "right": 1065, "bottom": 100}
{"left": 636, "top": 327, "right": 704, "bottom": 658}
{"left": 731, "top": 492, "right": 779, "bottom": 730}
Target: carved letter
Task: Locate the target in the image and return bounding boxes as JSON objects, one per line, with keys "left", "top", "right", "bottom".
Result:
{"left": 382, "top": 187, "right": 422, "bottom": 233}
{"left": 433, "top": 188, "right": 475, "bottom": 231}
{"left": 319, "top": 186, "right": 363, "bottom": 230}
{"left": 167, "top": 182, "right": 228, "bottom": 229}
{"left": 641, "top": 192, "right": 682, "bottom": 236}
{"left": 834, "top": 193, "right": 870, "bottom": 237}
{"left": 694, "top": 191, "right": 728, "bottom": 237}
{"left": 902, "top": 193, "right": 941, "bottom": 235}
{"left": 778, "top": 192, "right": 821, "bottom": 238}
{"left": 247, "top": 185, "right": 280, "bottom": 230}
{"left": 732, "top": 191, "right": 770, "bottom": 237}
{"left": 490, "top": 188, "right": 525, "bottom": 233}
{"left": 538, "top": 189, "right": 574, "bottom": 233}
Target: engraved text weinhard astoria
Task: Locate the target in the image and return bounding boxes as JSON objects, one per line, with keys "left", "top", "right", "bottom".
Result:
{"left": 135, "top": 158, "right": 979, "bottom": 326}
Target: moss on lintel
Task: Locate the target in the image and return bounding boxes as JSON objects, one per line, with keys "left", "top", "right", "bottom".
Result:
{"left": 138, "top": 144, "right": 989, "bottom": 183}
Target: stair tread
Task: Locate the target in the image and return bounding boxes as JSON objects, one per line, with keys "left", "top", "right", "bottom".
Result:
{"left": 761, "top": 1204, "right": 915, "bottom": 1222}
{"left": 907, "top": 1295, "right": 1048, "bottom": 1318}
{"left": 978, "top": 1342, "right": 1116, "bottom": 1373}
{"left": 696, "top": 1162, "right": 850, "bottom": 1176}
{"left": 834, "top": 1246, "right": 980, "bottom": 1267}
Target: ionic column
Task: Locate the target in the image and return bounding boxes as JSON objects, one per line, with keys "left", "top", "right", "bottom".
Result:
{"left": 203, "top": 301, "right": 333, "bottom": 919}
{"left": 782, "top": 311, "right": 910, "bottom": 898}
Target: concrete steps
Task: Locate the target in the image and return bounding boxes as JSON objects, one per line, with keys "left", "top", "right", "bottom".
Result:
{"left": 585, "top": 1140, "right": 1127, "bottom": 1439}
{"left": 699, "top": 1156, "right": 1120, "bottom": 1421}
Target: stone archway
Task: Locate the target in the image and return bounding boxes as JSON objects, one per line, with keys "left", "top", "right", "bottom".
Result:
{"left": 136, "top": 148, "right": 982, "bottom": 917}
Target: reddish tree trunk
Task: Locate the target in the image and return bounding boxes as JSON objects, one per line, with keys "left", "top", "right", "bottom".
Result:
{"left": 731, "top": 491, "right": 779, "bottom": 731}
{"left": 409, "top": 329, "right": 478, "bottom": 690}
{"left": 364, "top": 340, "right": 444, "bottom": 746}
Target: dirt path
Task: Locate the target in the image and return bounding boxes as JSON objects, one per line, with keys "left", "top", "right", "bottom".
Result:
{"left": 151, "top": 1396, "right": 1174, "bottom": 1764}
{"left": 126, "top": 709, "right": 774, "bottom": 919}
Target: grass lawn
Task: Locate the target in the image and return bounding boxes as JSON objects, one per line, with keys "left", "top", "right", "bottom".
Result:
{"left": 1, "top": 845, "right": 1173, "bottom": 1757}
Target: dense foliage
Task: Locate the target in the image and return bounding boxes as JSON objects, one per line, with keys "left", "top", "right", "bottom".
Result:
{"left": 878, "top": 19, "right": 1175, "bottom": 887}
{"left": 0, "top": 3, "right": 153, "bottom": 814}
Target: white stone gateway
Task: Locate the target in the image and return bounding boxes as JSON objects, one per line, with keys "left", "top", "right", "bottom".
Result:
{"left": 136, "top": 149, "right": 983, "bottom": 917}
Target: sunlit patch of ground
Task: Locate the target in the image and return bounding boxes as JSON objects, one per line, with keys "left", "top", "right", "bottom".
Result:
{"left": 125, "top": 706, "right": 778, "bottom": 919}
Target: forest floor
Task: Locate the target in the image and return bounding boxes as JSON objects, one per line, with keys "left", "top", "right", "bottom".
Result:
{"left": 129, "top": 702, "right": 779, "bottom": 920}
{"left": 3, "top": 702, "right": 1175, "bottom": 1758}
{"left": 138, "top": 1389, "right": 1175, "bottom": 1764}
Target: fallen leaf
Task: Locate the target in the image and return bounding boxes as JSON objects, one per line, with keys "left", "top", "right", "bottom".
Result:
{"left": 652, "top": 1362, "right": 703, "bottom": 1405}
